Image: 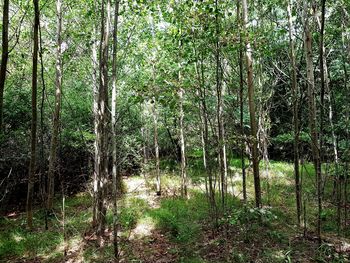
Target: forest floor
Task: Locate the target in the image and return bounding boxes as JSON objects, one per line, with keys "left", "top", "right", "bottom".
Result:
{"left": 1, "top": 159, "right": 350, "bottom": 262}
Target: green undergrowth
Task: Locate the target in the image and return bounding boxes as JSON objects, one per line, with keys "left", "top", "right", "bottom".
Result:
{"left": 149, "top": 193, "right": 208, "bottom": 244}
{"left": 1, "top": 158, "right": 349, "bottom": 262}
{"left": 0, "top": 193, "right": 93, "bottom": 262}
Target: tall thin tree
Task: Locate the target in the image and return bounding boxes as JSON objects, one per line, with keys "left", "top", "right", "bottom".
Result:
{"left": 302, "top": 0, "right": 322, "bottom": 242}
{"left": 287, "top": 0, "right": 302, "bottom": 226}
{"left": 95, "top": 0, "right": 111, "bottom": 236}
{"left": 0, "top": 0, "right": 9, "bottom": 133}
{"left": 26, "top": 0, "right": 40, "bottom": 229}
{"left": 237, "top": 0, "right": 247, "bottom": 202}
{"left": 47, "top": 0, "right": 63, "bottom": 213}
{"left": 215, "top": 0, "right": 227, "bottom": 207}
{"left": 111, "top": 0, "right": 120, "bottom": 259}
{"left": 242, "top": 0, "right": 261, "bottom": 207}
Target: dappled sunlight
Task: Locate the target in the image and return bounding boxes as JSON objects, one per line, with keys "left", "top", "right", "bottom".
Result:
{"left": 130, "top": 216, "right": 156, "bottom": 240}
{"left": 11, "top": 232, "right": 25, "bottom": 243}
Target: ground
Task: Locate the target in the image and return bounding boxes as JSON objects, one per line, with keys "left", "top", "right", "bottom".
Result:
{"left": 0, "top": 160, "right": 350, "bottom": 262}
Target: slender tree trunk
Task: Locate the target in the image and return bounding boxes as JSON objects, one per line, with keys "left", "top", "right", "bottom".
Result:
{"left": 215, "top": 0, "right": 227, "bottom": 208}
{"left": 194, "top": 49, "right": 207, "bottom": 171}
{"left": 38, "top": 20, "right": 47, "bottom": 227}
{"left": 242, "top": 0, "right": 261, "bottom": 208}
{"left": 152, "top": 97, "right": 161, "bottom": 196}
{"left": 91, "top": 14, "right": 99, "bottom": 226}
{"left": 26, "top": 0, "right": 40, "bottom": 229}
{"left": 0, "top": 0, "right": 9, "bottom": 133}
{"left": 237, "top": 0, "right": 247, "bottom": 203}
{"left": 302, "top": 0, "right": 322, "bottom": 242}
{"left": 141, "top": 123, "right": 148, "bottom": 167}
{"left": 149, "top": 15, "right": 161, "bottom": 196}
{"left": 319, "top": 1, "right": 340, "bottom": 232}
{"left": 111, "top": 0, "right": 120, "bottom": 259}
{"left": 47, "top": 0, "right": 63, "bottom": 212}
{"left": 179, "top": 85, "right": 187, "bottom": 198}
{"left": 342, "top": 19, "right": 349, "bottom": 228}
{"left": 319, "top": 0, "right": 325, "bottom": 174}
{"left": 287, "top": 0, "right": 301, "bottom": 226}
{"left": 96, "top": 0, "right": 110, "bottom": 237}
{"left": 195, "top": 49, "right": 217, "bottom": 223}
{"left": 202, "top": 83, "right": 217, "bottom": 224}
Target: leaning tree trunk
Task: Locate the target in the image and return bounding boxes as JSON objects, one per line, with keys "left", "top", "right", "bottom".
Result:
{"left": 287, "top": 0, "right": 302, "bottom": 226}
{"left": 302, "top": 0, "right": 322, "bottom": 243}
{"left": 26, "top": 0, "right": 40, "bottom": 229}
{"left": 47, "top": 0, "right": 63, "bottom": 213}
{"left": 111, "top": 0, "right": 120, "bottom": 259}
{"left": 0, "top": 0, "right": 9, "bottom": 133}
{"left": 242, "top": 0, "right": 261, "bottom": 208}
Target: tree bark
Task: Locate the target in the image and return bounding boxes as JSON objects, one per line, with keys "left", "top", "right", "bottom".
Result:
{"left": 0, "top": 0, "right": 9, "bottom": 133}
{"left": 215, "top": 0, "right": 227, "bottom": 208}
{"left": 302, "top": 0, "right": 322, "bottom": 242}
{"left": 237, "top": 0, "right": 247, "bottom": 203}
{"left": 47, "top": 0, "right": 63, "bottom": 212}
{"left": 95, "top": 0, "right": 110, "bottom": 237}
{"left": 287, "top": 0, "right": 301, "bottom": 226}
{"left": 179, "top": 85, "right": 187, "bottom": 198}
{"left": 242, "top": 0, "right": 261, "bottom": 208}
{"left": 111, "top": 0, "right": 120, "bottom": 259}
{"left": 26, "top": 0, "right": 40, "bottom": 229}
{"left": 152, "top": 97, "right": 161, "bottom": 196}
{"left": 91, "top": 0, "right": 99, "bottom": 225}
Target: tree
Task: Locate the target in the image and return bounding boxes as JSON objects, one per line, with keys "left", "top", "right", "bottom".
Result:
{"left": 95, "top": 0, "right": 111, "bottom": 237}
{"left": 0, "top": 0, "right": 9, "bottom": 133}
{"left": 287, "top": 0, "right": 301, "bottom": 226}
{"left": 111, "top": 0, "right": 120, "bottom": 259}
{"left": 26, "top": 0, "right": 40, "bottom": 229}
{"left": 242, "top": 0, "right": 261, "bottom": 208}
{"left": 179, "top": 84, "right": 187, "bottom": 198}
{"left": 215, "top": 0, "right": 227, "bottom": 208}
{"left": 237, "top": 0, "right": 247, "bottom": 203}
{"left": 302, "top": 0, "right": 322, "bottom": 242}
{"left": 47, "top": 0, "right": 63, "bottom": 213}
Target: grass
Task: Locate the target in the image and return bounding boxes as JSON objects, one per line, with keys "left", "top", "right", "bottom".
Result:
{"left": 0, "top": 211, "right": 64, "bottom": 262}
{"left": 0, "top": 158, "right": 349, "bottom": 262}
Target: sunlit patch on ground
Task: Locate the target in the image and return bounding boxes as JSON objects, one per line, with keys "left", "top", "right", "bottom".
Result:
{"left": 130, "top": 216, "right": 155, "bottom": 240}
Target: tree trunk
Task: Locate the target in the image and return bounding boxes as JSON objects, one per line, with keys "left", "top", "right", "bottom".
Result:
{"left": 47, "top": 0, "right": 63, "bottom": 212}
{"left": 215, "top": 0, "right": 227, "bottom": 208}
{"left": 26, "top": 0, "right": 40, "bottom": 229}
{"left": 237, "top": 0, "right": 247, "bottom": 203}
{"left": 342, "top": 17, "right": 349, "bottom": 228}
{"left": 302, "top": 0, "right": 322, "bottom": 242}
{"left": 194, "top": 48, "right": 217, "bottom": 223}
{"left": 95, "top": 0, "right": 110, "bottom": 237}
{"left": 111, "top": 0, "right": 120, "bottom": 259}
{"left": 91, "top": 7, "right": 99, "bottom": 226}
{"left": 242, "top": 0, "right": 261, "bottom": 208}
{"left": 0, "top": 0, "right": 9, "bottom": 133}
{"left": 179, "top": 86, "right": 187, "bottom": 198}
{"left": 152, "top": 97, "right": 161, "bottom": 196}
{"left": 318, "top": 0, "right": 340, "bottom": 232}
{"left": 287, "top": 0, "right": 302, "bottom": 226}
